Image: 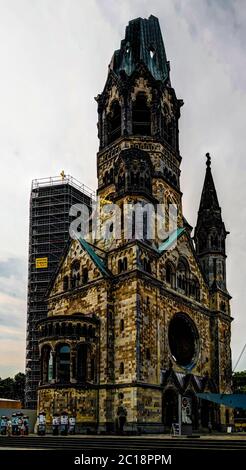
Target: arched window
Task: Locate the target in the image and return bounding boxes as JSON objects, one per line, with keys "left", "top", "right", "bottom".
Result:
{"left": 109, "top": 168, "right": 114, "bottom": 183}
{"left": 132, "top": 92, "right": 151, "bottom": 136}
{"left": 166, "top": 264, "right": 171, "bottom": 284}
{"left": 71, "top": 275, "right": 76, "bottom": 288}
{"left": 177, "top": 258, "right": 189, "bottom": 294}
{"left": 61, "top": 322, "right": 66, "bottom": 336}
{"left": 220, "top": 301, "right": 226, "bottom": 312}
{"left": 76, "top": 323, "right": 81, "bottom": 337}
{"left": 104, "top": 171, "right": 108, "bottom": 185}
{"left": 145, "top": 171, "right": 151, "bottom": 190}
{"left": 82, "top": 268, "right": 88, "bottom": 284}
{"left": 199, "top": 235, "right": 207, "bottom": 252}
{"left": 90, "top": 357, "right": 95, "bottom": 381}
{"left": 166, "top": 262, "right": 175, "bottom": 288}
{"left": 58, "top": 344, "right": 70, "bottom": 383}
{"left": 118, "top": 168, "right": 126, "bottom": 190}
{"left": 48, "top": 323, "right": 53, "bottom": 336}
{"left": 41, "top": 345, "right": 53, "bottom": 384}
{"left": 48, "top": 351, "right": 53, "bottom": 382}
{"left": 77, "top": 344, "right": 87, "bottom": 382}
{"left": 55, "top": 323, "right": 60, "bottom": 336}
{"left": 143, "top": 258, "right": 151, "bottom": 273}
{"left": 118, "top": 258, "right": 127, "bottom": 273}
{"left": 72, "top": 259, "right": 80, "bottom": 273}
{"left": 143, "top": 211, "right": 148, "bottom": 239}
{"left": 63, "top": 276, "right": 69, "bottom": 291}
{"left": 118, "top": 259, "right": 123, "bottom": 273}
{"left": 123, "top": 257, "right": 127, "bottom": 271}
{"left": 161, "top": 102, "right": 177, "bottom": 150}
{"left": 120, "top": 319, "right": 124, "bottom": 332}
{"left": 108, "top": 101, "right": 121, "bottom": 143}
{"left": 119, "top": 362, "right": 124, "bottom": 374}
{"left": 71, "top": 260, "right": 80, "bottom": 288}
{"left": 211, "top": 233, "right": 219, "bottom": 249}
{"left": 193, "top": 277, "right": 200, "bottom": 301}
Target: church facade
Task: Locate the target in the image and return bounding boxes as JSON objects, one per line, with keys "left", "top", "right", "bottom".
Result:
{"left": 37, "top": 15, "right": 232, "bottom": 433}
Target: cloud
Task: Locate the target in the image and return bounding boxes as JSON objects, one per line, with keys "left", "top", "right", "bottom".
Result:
{"left": 0, "top": 256, "right": 26, "bottom": 279}
{"left": 0, "top": 293, "right": 26, "bottom": 377}
{"left": 0, "top": 338, "right": 25, "bottom": 379}
{"left": 0, "top": 256, "right": 27, "bottom": 299}
{"left": 0, "top": 257, "right": 26, "bottom": 377}
{"left": 0, "top": 0, "right": 245, "bottom": 377}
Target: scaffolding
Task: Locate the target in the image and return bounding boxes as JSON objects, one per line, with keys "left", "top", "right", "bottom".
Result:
{"left": 25, "top": 175, "right": 94, "bottom": 409}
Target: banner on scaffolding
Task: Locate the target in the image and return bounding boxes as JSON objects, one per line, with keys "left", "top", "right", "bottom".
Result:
{"left": 36, "top": 257, "right": 48, "bottom": 269}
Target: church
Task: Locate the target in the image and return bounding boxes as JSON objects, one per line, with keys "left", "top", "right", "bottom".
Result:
{"left": 37, "top": 15, "right": 232, "bottom": 433}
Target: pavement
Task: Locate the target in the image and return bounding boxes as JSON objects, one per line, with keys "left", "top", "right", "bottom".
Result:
{"left": 1, "top": 433, "right": 246, "bottom": 451}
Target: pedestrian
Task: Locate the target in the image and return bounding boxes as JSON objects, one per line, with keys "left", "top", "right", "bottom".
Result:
{"left": 1, "top": 416, "right": 7, "bottom": 435}
{"left": 6, "top": 418, "right": 12, "bottom": 436}
{"left": 23, "top": 416, "right": 29, "bottom": 435}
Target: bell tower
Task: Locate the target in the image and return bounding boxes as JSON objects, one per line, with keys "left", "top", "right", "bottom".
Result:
{"left": 95, "top": 15, "right": 184, "bottom": 237}
{"left": 194, "top": 153, "right": 231, "bottom": 314}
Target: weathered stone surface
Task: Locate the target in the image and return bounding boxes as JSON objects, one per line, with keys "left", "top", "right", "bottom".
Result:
{"left": 37, "top": 15, "right": 232, "bottom": 433}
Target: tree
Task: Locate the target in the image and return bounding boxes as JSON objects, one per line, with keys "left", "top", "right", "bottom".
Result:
{"left": 233, "top": 370, "right": 246, "bottom": 393}
{"left": 0, "top": 373, "right": 26, "bottom": 406}
{"left": 233, "top": 371, "right": 246, "bottom": 424}
{"left": 13, "top": 373, "right": 26, "bottom": 405}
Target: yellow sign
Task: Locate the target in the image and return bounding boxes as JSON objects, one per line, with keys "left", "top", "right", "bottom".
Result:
{"left": 36, "top": 257, "right": 48, "bottom": 269}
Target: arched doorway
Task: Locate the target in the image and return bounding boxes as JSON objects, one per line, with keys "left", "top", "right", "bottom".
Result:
{"left": 132, "top": 92, "right": 151, "bottom": 136}
{"left": 162, "top": 388, "right": 178, "bottom": 428}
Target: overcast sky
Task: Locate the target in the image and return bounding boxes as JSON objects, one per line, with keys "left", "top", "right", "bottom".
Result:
{"left": 0, "top": 0, "right": 246, "bottom": 378}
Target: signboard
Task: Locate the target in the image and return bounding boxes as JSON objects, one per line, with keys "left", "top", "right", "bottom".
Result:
{"left": 36, "top": 257, "right": 48, "bottom": 269}
{"left": 171, "top": 423, "right": 180, "bottom": 436}
{"left": 181, "top": 396, "right": 192, "bottom": 424}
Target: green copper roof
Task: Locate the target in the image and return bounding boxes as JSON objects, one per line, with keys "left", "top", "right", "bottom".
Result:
{"left": 197, "top": 393, "right": 246, "bottom": 410}
{"left": 158, "top": 227, "right": 186, "bottom": 253}
{"left": 78, "top": 237, "right": 111, "bottom": 278}
{"left": 110, "top": 15, "right": 169, "bottom": 83}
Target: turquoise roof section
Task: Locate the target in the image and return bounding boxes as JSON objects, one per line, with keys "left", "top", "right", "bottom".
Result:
{"left": 197, "top": 393, "right": 246, "bottom": 410}
{"left": 78, "top": 237, "right": 111, "bottom": 278}
{"left": 111, "top": 15, "right": 169, "bottom": 83}
{"left": 158, "top": 227, "right": 186, "bottom": 253}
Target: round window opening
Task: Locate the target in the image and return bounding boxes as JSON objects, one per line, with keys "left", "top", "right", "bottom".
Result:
{"left": 168, "top": 313, "right": 199, "bottom": 368}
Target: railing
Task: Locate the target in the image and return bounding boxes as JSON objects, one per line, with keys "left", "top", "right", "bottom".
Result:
{"left": 31, "top": 175, "right": 95, "bottom": 199}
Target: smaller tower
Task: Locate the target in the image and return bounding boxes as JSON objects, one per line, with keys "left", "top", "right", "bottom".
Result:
{"left": 194, "top": 153, "right": 230, "bottom": 313}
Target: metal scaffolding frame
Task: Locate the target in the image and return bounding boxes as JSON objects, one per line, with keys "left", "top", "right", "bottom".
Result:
{"left": 25, "top": 175, "right": 94, "bottom": 409}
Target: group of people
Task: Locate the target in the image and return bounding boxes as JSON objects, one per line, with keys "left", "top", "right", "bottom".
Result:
{"left": 0, "top": 413, "right": 29, "bottom": 436}
{"left": 37, "top": 411, "right": 76, "bottom": 436}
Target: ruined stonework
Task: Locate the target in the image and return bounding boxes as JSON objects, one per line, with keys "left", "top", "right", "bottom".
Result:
{"left": 37, "top": 15, "right": 233, "bottom": 433}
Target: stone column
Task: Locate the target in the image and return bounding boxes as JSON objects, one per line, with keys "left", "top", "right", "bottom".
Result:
{"left": 55, "top": 348, "right": 60, "bottom": 383}
{"left": 51, "top": 350, "right": 56, "bottom": 384}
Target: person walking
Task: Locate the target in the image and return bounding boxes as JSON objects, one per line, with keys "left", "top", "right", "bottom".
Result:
{"left": 6, "top": 418, "right": 12, "bottom": 436}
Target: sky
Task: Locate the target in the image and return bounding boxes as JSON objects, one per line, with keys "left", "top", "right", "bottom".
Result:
{"left": 0, "top": 0, "right": 246, "bottom": 378}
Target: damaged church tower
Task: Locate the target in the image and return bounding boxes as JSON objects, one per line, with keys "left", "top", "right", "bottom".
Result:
{"left": 37, "top": 15, "right": 232, "bottom": 432}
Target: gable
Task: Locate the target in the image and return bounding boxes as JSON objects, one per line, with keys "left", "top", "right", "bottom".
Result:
{"left": 49, "top": 238, "right": 107, "bottom": 297}
{"left": 158, "top": 229, "right": 209, "bottom": 305}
